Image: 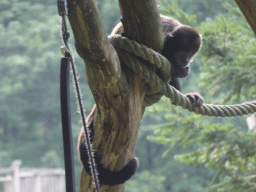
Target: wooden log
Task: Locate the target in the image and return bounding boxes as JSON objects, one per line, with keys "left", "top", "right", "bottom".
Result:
{"left": 235, "top": 0, "right": 256, "bottom": 36}
{"left": 66, "top": 0, "right": 164, "bottom": 191}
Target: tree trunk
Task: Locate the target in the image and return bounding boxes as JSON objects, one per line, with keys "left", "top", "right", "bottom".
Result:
{"left": 67, "top": 0, "right": 165, "bottom": 191}
{"left": 235, "top": 0, "right": 256, "bottom": 36}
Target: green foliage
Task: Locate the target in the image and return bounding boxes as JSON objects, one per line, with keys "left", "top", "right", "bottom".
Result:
{"left": 0, "top": 151, "right": 12, "bottom": 167}
{"left": 198, "top": 12, "right": 256, "bottom": 104}
{"left": 126, "top": 171, "right": 166, "bottom": 192}
{"left": 158, "top": 0, "right": 229, "bottom": 24}
{"left": 2, "top": 0, "right": 256, "bottom": 191}
{"left": 0, "top": 0, "right": 63, "bottom": 138}
{"left": 41, "top": 150, "right": 62, "bottom": 168}
{"left": 149, "top": 3, "right": 256, "bottom": 191}
{"left": 159, "top": 0, "right": 197, "bottom": 26}
{"left": 146, "top": 98, "right": 213, "bottom": 191}
{"left": 149, "top": 97, "right": 256, "bottom": 191}
{"left": 96, "top": 0, "right": 121, "bottom": 34}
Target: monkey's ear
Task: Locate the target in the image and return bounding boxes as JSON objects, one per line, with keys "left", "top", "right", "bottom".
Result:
{"left": 166, "top": 33, "right": 173, "bottom": 39}
{"left": 164, "top": 34, "right": 174, "bottom": 46}
{"left": 163, "top": 34, "right": 174, "bottom": 52}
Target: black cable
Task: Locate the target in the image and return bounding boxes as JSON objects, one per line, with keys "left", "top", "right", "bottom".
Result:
{"left": 58, "top": 0, "right": 100, "bottom": 191}
{"left": 60, "top": 56, "right": 76, "bottom": 192}
{"left": 67, "top": 41, "right": 101, "bottom": 192}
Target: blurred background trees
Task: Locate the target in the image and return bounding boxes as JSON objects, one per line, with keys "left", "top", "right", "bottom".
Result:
{"left": 1, "top": 0, "right": 256, "bottom": 191}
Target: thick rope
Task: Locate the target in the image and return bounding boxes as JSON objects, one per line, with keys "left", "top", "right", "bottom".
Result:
{"left": 109, "top": 34, "right": 172, "bottom": 82}
{"left": 109, "top": 34, "right": 256, "bottom": 117}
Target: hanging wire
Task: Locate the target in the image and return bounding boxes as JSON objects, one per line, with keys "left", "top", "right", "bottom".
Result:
{"left": 58, "top": 0, "right": 101, "bottom": 191}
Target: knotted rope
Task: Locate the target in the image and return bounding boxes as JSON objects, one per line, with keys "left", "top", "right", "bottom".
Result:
{"left": 109, "top": 34, "right": 256, "bottom": 117}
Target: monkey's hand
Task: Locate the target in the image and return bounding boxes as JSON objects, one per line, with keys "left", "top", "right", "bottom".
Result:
{"left": 185, "top": 93, "right": 204, "bottom": 107}
{"left": 171, "top": 66, "right": 190, "bottom": 78}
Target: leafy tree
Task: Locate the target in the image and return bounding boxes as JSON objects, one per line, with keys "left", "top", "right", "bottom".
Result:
{"left": 158, "top": 0, "right": 229, "bottom": 24}
{"left": 126, "top": 171, "right": 166, "bottom": 192}
{"left": 149, "top": 1, "right": 256, "bottom": 191}
{"left": 1, "top": 0, "right": 65, "bottom": 165}
{"left": 2, "top": 0, "right": 255, "bottom": 191}
{"left": 198, "top": 14, "right": 256, "bottom": 104}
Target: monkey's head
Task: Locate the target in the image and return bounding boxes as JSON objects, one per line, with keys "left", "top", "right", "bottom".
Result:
{"left": 162, "top": 25, "right": 202, "bottom": 78}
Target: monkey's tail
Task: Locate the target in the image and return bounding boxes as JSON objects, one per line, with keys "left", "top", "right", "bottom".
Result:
{"left": 79, "top": 142, "right": 139, "bottom": 185}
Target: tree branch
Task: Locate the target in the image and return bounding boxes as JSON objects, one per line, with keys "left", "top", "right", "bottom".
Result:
{"left": 235, "top": 0, "right": 256, "bottom": 36}
{"left": 68, "top": 0, "right": 122, "bottom": 95}
{"left": 66, "top": 0, "right": 165, "bottom": 191}
{"left": 119, "top": 0, "right": 165, "bottom": 51}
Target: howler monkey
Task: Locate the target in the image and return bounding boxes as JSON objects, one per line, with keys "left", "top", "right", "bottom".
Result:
{"left": 112, "top": 14, "right": 203, "bottom": 107}
{"left": 78, "top": 15, "right": 203, "bottom": 186}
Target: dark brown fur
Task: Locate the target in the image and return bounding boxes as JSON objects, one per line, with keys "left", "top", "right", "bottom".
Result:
{"left": 113, "top": 14, "right": 203, "bottom": 106}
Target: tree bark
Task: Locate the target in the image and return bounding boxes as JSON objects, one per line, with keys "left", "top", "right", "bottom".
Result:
{"left": 67, "top": 0, "right": 165, "bottom": 191}
{"left": 235, "top": 0, "right": 256, "bottom": 36}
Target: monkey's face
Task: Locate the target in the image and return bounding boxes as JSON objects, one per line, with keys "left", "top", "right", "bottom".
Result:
{"left": 173, "top": 50, "right": 194, "bottom": 67}
{"left": 163, "top": 26, "right": 202, "bottom": 78}
{"left": 162, "top": 39, "right": 191, "bottom": 78}
{"left": 169, "top": 50, "right": 195, "bottom": 78}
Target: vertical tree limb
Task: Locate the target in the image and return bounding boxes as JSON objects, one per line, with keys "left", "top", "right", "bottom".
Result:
{"left": 66, "top": 0, "right": 165, "bottom": 191}
{"left": 235, "top": 0, "right": 256, "bottom": 36}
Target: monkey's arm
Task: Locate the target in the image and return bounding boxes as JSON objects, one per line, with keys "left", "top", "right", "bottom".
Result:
{"left": 169, "top": 78, "right": 204, "bottom": 107}
{"left": 169, "top": 77, "right": 182, "bottom": 92}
